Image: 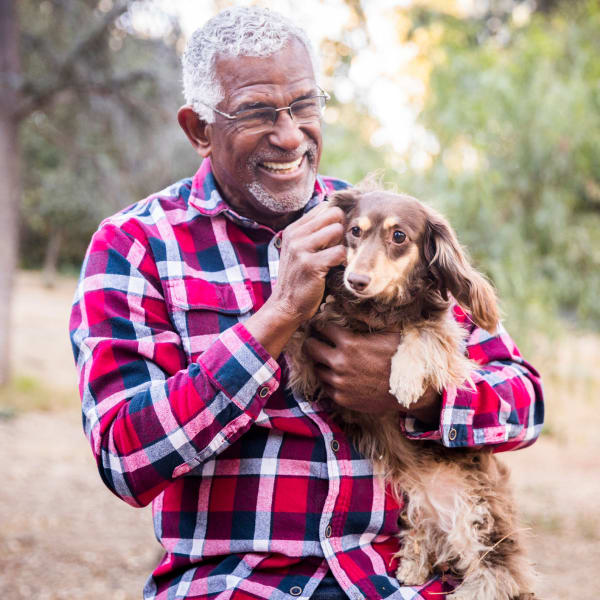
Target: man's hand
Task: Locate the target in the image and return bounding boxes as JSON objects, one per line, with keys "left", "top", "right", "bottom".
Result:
{"left": 245, "top": 204, "right": 346, "bottom": 359}
{"left": 304, "top": 323, "right": 442, "bottom": 427}
{"left": 270, "top": 204, "right": 346, "bottom": 323}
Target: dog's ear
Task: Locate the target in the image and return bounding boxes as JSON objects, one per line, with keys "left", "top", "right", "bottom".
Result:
{"left": 424, "top": 212, "right": 500, "bottom": 332}
{"left": 328, "top": 188, "right": 360, "bottom": 217}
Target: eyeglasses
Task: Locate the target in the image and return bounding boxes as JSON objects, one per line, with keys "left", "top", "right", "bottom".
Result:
{"left": 199, "top": 89, "right": 330, "bottom": 134}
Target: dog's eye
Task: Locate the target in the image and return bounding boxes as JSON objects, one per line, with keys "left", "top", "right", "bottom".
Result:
{"left": 350, "top": 226, "right": 361, "bottom": 238}
{"left": 392, "top": 230, "right": 406, "bottom": 244}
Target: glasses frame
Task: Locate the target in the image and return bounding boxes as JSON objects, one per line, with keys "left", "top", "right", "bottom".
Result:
{"left": 199, "top": 88, "right": 330, "bottom": 130}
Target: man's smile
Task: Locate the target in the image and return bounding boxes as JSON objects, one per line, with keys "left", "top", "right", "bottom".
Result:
{"left": 260, "top": 155, "right": 303, "bottom": 174}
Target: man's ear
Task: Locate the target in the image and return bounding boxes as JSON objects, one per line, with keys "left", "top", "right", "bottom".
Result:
{"left": 177, "top": 105, "right": 212, "bottom": 158}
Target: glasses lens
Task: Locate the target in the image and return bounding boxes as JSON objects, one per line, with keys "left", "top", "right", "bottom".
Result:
{"left": 234, "top": 107, "right": 276, "bottom": 132}
{"left": 290, "top": 96, "right": 326, "bottom": 123}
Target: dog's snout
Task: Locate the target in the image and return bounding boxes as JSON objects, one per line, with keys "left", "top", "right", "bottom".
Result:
{"left": 347, "top": 272, "right": 371, "bottom": 292}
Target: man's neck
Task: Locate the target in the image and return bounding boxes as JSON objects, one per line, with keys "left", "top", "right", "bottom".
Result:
{"left": 216, "top": 184, "right": 306, "bottom": 231}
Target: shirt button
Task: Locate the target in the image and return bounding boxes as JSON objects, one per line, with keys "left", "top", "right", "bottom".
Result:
{"left": 274, "top": 237, "right": 282, "bottom": 249}
{"left": 330, "top": 439, "right": 340, "bottom": 452}
{"left": 448, "top": 428, "right": 457, "bottom": 441}
{"left": 289, "top": 585, "right": 303, "bottom": 596}
{"left": 258, "top": 386, "right": 270, "bottom": 398}
{"left": 325, "top": 524, "right": 332, "bottom": 538}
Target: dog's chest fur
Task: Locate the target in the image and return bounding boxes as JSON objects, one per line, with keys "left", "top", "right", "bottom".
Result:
{"left": 317, "top": 267, "right": 450, "bottom": 336}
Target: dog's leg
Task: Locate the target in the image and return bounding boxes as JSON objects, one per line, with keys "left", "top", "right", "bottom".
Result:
{"left": 389, "top": 330, "right": 428, "bottom": 407}
{"left": 395, "top": 524, "right": 434, "bottom": 586}
{"left": 447, "top": 565, "right": 522, "bottom": 600}
{"left": 389, "top": 318, "right": 474, "bottom": 408}
{"left": 425, "top": 456, "right": 535, "bottom": 600}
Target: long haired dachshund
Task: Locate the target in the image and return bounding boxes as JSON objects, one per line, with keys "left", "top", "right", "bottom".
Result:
{"left": 286, "top": 186, "right": 535, "bottom": 600}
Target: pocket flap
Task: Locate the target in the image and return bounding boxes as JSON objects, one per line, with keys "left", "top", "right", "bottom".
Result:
{"left": 165, "top": 277, "right": 254, "bottom": 314}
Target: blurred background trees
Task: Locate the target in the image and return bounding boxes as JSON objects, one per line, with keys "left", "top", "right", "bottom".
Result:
{"left": 1, "top": 0, "right": 198, "bottom": 383}
{"left": 320, "top": 0, "right": 600, "bottom": 342}
{"left": 2, "top": 0, "right": 600, "bottom": 383}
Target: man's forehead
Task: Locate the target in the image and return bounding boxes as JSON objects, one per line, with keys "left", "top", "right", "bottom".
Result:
{"left": 214, "top": 38, "right": 316, "bottom": 104}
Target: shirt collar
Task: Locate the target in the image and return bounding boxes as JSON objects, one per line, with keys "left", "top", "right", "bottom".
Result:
{"left": 188, "top": 158, "right": 330, "bottom": 229}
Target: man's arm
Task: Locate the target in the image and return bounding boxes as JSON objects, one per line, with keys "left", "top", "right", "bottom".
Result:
{"left": 70, "top": 205, "right": 345, "bottom": 508}
{"left": 304, "top": 304, "right": 543, "bottom": 450}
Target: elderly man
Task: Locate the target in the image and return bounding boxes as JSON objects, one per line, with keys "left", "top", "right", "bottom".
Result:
{"left": 70, "top": 7, "right": 543, "bottom": 600}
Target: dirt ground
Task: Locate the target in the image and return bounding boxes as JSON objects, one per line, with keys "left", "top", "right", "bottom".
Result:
{"left": 1, "top": 271, "right": 599, "bottom": 599}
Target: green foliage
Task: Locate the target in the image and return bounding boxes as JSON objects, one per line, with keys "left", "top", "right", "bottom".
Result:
{"left": 320, "top": 104, "right": 394, "bottom": 184}
{"left": 398, "top": 3, "right": 600, "bottom": 338}
{"left": 18, "top": 0, "right": 199, "bottom": 271}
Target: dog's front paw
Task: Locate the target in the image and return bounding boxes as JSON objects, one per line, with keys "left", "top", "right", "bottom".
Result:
{"left": 388, "top": 335, "right": 429, "bottom": 408}
{"left": 396, "top": 559, "right": 431, "bottom": 587}
{"left": 389, "top": 372, "right": 425, "bottom": 408}
{"left": 389, "top": 357, "right": 426, "bottom": 409}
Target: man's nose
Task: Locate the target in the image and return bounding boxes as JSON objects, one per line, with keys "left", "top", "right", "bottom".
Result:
{"left": 267, "top": 110, "right": 304, "bottom": 150}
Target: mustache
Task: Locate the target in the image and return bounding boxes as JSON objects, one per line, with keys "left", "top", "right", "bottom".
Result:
{"left": 249, "top": 141, "right": 318, "bottom": 168}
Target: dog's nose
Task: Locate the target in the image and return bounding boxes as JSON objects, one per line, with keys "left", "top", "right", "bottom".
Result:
{"left": 347, "top": 272, "right": 371, "bottom": 292}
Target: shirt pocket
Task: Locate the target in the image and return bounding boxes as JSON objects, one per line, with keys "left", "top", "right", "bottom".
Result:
{"left": 165, "top": 276, "right": 255, "bottom": 361}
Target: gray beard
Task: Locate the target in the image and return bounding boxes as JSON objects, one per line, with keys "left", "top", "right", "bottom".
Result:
{"left": 245, "top": 142, "right": 318, "bottom": 214}
{"left": 246, "top": 177, "right": 315, "bottom": 214}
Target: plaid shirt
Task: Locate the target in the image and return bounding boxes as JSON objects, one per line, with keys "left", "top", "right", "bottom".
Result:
{"left": 70, "top": 158, "right": 544, "bottom": 600}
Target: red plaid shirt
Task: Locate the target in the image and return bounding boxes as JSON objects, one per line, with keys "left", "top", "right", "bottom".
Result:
{"left": 70, "top": 158, "right": 544, "bottom": 600}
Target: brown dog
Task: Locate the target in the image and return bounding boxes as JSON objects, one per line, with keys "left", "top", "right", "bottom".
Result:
{"left": 286, "top": 187, "right": 535, "bottom": 600}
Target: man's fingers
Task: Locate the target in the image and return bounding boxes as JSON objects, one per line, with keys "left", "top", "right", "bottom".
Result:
{"left": 303, "top": 336, "right": 339, "bottom": 371}
{"left": 287, "top": 205, "right": 345, "bottom": 238}
{"left": 313, "top": 324, "right": 403, "bottom": 350}
{"left": 305, "top": 221, "right": 345, "bottom": 252}
{"left": 314, "top": 244, "right": 346, "bottom": 270}
{"left": 311, "top": 322, "right": 349, "bottom": 347}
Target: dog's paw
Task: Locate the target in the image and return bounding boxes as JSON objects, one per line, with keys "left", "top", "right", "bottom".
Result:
{"left": 395, "top": 559, "right": 430, "bottom": 587}
{"left": 388, "top": 371, "right": 425, "bottom": 408}
{"left": 389, "top": 340, "right": 428, "bottom": 408}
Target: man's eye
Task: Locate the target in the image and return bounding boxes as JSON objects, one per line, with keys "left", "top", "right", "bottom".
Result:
{"left": 236, "top": 108, "right": 274, "bottom": 124}
{"left": 350, "top": 226, "right": 361, "bottom": 237}
{"left": 392, "top": 230, "right": 406, "bottom": 244}
{"left": 291, "top": 98, "right": 320, "bottom": 118}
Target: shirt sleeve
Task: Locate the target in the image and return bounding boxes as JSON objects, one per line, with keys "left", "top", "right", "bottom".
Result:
{"left": 69, "top": 222, "right": 280, "bottom": 508}
{"left": 399, "top": 305, "right": 544, "bottom": 450}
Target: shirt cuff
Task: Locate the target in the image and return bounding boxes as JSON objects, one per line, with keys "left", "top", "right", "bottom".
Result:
{"left": 399, "top": 386, "right": 467, "bottom": 447}
{"left": 197, "top": 322, "right": 281, "bottom": 419}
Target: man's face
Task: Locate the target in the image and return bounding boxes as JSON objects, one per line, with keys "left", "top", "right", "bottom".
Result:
{"left": 205, "top": 38, "right": 323, "bottom": 225}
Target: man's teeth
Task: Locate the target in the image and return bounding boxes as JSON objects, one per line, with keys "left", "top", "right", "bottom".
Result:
{"left": 261, "top": 157, "right": 302, "bottom": 172}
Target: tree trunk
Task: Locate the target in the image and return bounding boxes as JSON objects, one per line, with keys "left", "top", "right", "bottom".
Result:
{"left": 0, "top": 0, "right": 21, "bottom": 387}
{"left": 42, "top": 229, "right": 63, "bottom": 289}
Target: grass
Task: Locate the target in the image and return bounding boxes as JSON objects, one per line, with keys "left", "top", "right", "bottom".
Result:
{"left": 0, "top": 373, "right": 78, "bottom": 415}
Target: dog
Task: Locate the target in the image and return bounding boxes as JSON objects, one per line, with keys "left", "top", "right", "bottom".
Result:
{"left": 286, "top": 186, "right": 536, "bottom": 600}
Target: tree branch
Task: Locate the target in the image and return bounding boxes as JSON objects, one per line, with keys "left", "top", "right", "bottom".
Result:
{"left": 15, "top": 0, "right": 130, "bottom": 121}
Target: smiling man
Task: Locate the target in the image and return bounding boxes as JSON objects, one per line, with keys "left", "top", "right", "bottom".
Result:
{"left": 70, "top": 7, "right": 543, "bottom": 600}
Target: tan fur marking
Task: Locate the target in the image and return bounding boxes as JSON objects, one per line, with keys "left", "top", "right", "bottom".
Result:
{"left": 358, "top": 216, "right": 372, "bottom": 231}
{"left": 383, "top": 216, "right": 398, "bottom": 229}
{"left": 377, "top": 244, "right": 419, "bottom": 300}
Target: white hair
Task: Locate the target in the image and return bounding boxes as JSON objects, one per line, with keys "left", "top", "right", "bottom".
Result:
{"left": 182, "top": 6, "right": 318, "bottom": 123}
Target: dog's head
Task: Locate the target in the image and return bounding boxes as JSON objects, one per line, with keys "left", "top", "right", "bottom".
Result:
{"left": 329, "top": 188, "right": 499, "bottom": 332}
